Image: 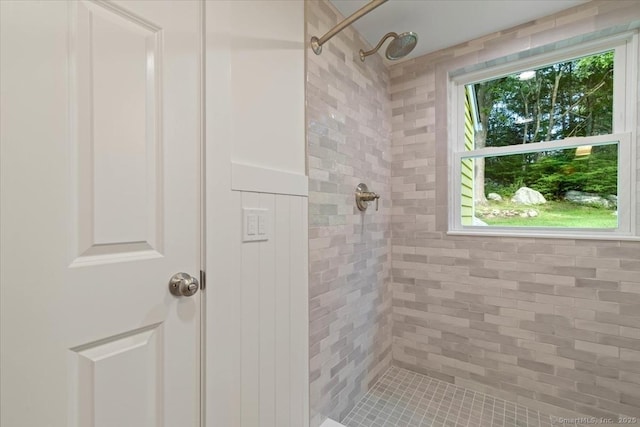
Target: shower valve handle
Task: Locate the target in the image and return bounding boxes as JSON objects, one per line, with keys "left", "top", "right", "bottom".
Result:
{"left": 355, "top": 183, "right": 380, "bottom": 211}
{"left": 364, "top": 191, "right": 380, "bottom": 211}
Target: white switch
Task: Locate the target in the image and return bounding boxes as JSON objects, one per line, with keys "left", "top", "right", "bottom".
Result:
{"left": 242, "top": 208, "right": 269, "bottom": 242}
{"left": 247, "top": 215, "right": 257, "bottom": 235}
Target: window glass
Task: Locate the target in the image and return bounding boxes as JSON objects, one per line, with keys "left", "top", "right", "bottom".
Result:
{"left": 461, "top": 142, "right": 619, "bottom": 228}
{"left": 452, "top": 34, "right": 638, "bottom": 238}
{"left": 465, "top": 50, "right": 614, "bottom": 150}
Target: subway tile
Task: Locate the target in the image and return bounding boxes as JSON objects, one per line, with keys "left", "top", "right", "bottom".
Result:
{"left": 596, "top": 312, "right": 640, "bottom": 329}
{"left": 575, "top": 256, "right": 621, "bottom": 269}
{"left": 574, "top": 298, "right": 620, "bottom": 313}
{"left": 596, "top": 269, "right": 640, "bottom": 282}
{"left": 620, "top": 326, "right": 640, "bottom": 339}
{"left": 574, "top": 360, "right": 619, "bottom": 379}
{"left": 534, "top": 353, "right": 575, "bottom": 370}
{"left": 310, "top": 0, "right": 640, "bottom": 423}
{"left": 536, "top": 393, "right": 576, "bottom": 412}
{"left": 575, "top": 340, "right": 620, "bottom": 358}
{"left": 308, "top": 0, "right": 393, "bottom": 423}
{"left": 597, "top": 246, "right": 640, "bottom": 260}
{"left": 556, "top": 366, "right": 596, "bottom": 384}
{"left": 535, "top": 293, "right": 574, "bottom": 306}
{"left": 598, "top": 291, "right": 640, "bottom": 304}
{"left": 574, "top": 404, "right": 619, "bottom": 420}
{"left": 517, "top": 358, "right": 555, "bottom": 375}
{"left": 598, "top": 335, "right": 640, "bottom": 351}
{"left": 519, "top": 282, "right": 555, "bottom": 295}
{"left": 557, "top": 348, "right": 598, "bottom": 364}
{"left": 557, "top": 389, "right": 598, "bottom": 406}
{"left": 576, "top": 278, "right": 619, "bottom": 290}
{"left": 592, "top": 398, "right": 640, "bottom": 418}
{"left": 574, "top": 319, "right": 620, "bottom": 335}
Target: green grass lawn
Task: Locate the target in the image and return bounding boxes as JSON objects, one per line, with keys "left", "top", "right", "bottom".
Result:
{"left": 477, "top": 200, "right": 618, "bottom": 228}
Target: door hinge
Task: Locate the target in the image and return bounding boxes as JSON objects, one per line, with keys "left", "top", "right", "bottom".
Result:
{"left": 200, "top": 270, "right": 206, "bottom": 291}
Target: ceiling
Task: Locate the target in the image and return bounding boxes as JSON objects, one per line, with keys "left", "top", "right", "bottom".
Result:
{"left": 329, "top": 0, "right": 588, "bottom": 62}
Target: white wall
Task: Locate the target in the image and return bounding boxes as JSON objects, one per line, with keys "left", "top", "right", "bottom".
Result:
{"left": 228, "top": 1, "right": 306, "bottom": 176}
{"left": 205, "top": 1, "right": 309, "bottom": 427}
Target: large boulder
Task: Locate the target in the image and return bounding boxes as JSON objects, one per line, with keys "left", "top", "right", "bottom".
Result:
{"left": 487, "top": 193, "right": 503, "bottom": 201}
{"left": 565, "top": 190, "right": 613, "bottom": 208}
{"left": 511, "top": 187, "right": 546, "bottom": 205}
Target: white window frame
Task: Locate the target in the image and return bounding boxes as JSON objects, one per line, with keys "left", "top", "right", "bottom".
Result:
{"left": 448, "top": 32, "right": 639, "bottom": 240}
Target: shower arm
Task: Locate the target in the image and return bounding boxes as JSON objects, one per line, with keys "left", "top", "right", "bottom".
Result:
{"left": 310, "top": 0, "right": 389, "bottom": 55}
{"left": 359, "top": 32, "right": 397, "bottom": 61}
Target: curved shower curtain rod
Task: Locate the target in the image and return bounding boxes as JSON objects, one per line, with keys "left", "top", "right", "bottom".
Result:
{"left": 310, "top": 0, "right": 389, "bottom": 55}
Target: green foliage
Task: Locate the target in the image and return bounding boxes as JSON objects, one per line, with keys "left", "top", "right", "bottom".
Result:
{"left": 528, "top": 145, "right": 617, "bottom": 199}
{"left": 528, "top": 155, "right": 572, "bottom": 199}
{"left": 484, "top": 145, "right": 618, "bottom": 201}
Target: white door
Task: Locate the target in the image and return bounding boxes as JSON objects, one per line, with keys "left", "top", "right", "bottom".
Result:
{"left": 0, "top": 1, "right": 202, "bottom": 426}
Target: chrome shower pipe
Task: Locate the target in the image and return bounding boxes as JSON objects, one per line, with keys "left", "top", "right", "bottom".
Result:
{"left": 359, "top": 31, "right": 397, "bottom": 61}
{"left": 310, "top": 0, "right": 388, "bottom": 55}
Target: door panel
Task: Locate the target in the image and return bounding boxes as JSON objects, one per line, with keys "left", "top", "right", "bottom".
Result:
{"left": 0, "top": 1, "right": 202, "bottom": 426}
{"left": 73, "top": 0, "right": 163, "bottom": 257}
{"left": 71, "top": 324, "right": 163, "bottom": 427}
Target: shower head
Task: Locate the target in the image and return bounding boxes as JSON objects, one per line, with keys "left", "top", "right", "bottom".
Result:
{"left": 360, "top": 31, "right": 418, "bottom": 62}
{"left": 386, "top": 32, "right": 418, "bottom": 60}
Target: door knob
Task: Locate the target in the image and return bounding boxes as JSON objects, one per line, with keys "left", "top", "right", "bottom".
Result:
{"left": 169, "top": 272, "right": 199, "bottom": 297}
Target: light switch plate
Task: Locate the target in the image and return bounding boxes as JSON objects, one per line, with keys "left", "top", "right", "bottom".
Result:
{"left": 242, "top": 208, "right": 269, "bottom": 242}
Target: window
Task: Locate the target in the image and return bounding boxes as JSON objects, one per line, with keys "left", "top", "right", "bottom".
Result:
{"left": 449, "top": 33, "right": 638, "bottom": 239}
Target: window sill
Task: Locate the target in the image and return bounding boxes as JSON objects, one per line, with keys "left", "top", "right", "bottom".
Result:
{"left": 447, "top": 229, "right": 640, "bottom": 241}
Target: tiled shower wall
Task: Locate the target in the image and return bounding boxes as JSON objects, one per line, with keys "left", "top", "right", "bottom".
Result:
{"left": 389, "top": 0, "right": 640, "bottom": 420}
{"left": 306, "top": 1, "right": 393, "bottom": 425}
